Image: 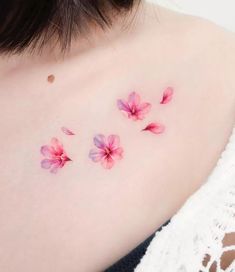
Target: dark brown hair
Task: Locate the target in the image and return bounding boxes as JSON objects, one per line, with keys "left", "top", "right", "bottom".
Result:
{"left": 0, "top": 0, "right": 138, "bottom": 54}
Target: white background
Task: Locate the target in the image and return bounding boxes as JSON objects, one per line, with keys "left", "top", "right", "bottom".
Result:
{"left": 148, "top": 0, "right": 235, "bottom": 32}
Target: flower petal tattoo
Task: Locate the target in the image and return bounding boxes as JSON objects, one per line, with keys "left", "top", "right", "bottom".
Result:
{"left": 40, "top": 137, "right": 72, "bottom": 174}
{"left": 61, "top": 126, "right": 75, "bottom": 135}
{"left": 89, "top": 134, "right": 124, "bottom": 169}
{"left": 160, "top": 87, "right": 174, "bottom": 104}
{"left": 142, "top": 122, "right": 165, "bottom": 134}
{"left": 117, "top": 92, "right": 151, "bottom": 121}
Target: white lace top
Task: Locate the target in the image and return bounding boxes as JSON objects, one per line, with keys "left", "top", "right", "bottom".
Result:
{"left": 134, "top": 126, "right": 235, "bottom": 272}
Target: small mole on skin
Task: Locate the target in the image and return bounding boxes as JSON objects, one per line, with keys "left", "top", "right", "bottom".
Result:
{"left": 47, "top": 74, "right": 55, "bottom": 83}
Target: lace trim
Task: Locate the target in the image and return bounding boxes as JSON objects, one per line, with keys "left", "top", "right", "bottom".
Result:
{"left": 135, "top": 126, "right": 235, "bottom": 272}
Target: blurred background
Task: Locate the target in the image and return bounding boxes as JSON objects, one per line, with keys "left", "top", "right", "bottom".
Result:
{"left": 148, "top": 0, "right": 235, "bottom": 32}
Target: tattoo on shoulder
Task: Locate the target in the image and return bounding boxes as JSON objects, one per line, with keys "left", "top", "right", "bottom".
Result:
{"left": 117, "top": 91, "right": 151, "bottom": 121}
{"left": 160, "top": 87, "right": 174, "bottom": 104}
{"left": 40, "top": 87, "right": 174, "bottom": 173}
{"left": 89, "top": 134, "right": 123, "bottom": 169}
{"left": 61, "top": 126, "right": 75, "bottom": 136}
{"left": 40, "top": 137, "right": 72, "bottom": 174}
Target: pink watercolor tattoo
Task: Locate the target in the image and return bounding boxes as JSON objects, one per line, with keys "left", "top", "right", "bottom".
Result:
{"left": 89, "top": 134, "right": 124, "bottom": 169}
{"left": 160, "top": 87, "right": 174, "bottom": 104}
{"left": 117, "top": 92, "right": 151, "bottom": 121}
{"left": 40, "top": 137, "right": 72, "bottom": 174}
{"left": 142, "top": 122, "right": 165, "bottom": 134}
{"left": 61, "top": 126, "right": 75, "bottom": 136}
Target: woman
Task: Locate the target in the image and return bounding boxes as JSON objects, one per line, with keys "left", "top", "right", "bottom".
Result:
{"left": 0, "top": 0, "right": 235, "bottom": 271}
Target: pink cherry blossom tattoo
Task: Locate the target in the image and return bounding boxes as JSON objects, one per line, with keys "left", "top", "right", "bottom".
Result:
{"left": 142, "top": 122, "right": 165, "bottom": 134}
{"left": 160, "top": 87, "right": 174, "bottom": 104}
{"left": 89, "top": 134, "right": 124, "bottom": 169}
{"left": 117, "top": 92, "right": 151, "bottom": 121}
{"left": 61, "top": 126, "right": 75, "bottom": 135}
{"left": 40, "top": 137, "right": 72, "bottom": 174}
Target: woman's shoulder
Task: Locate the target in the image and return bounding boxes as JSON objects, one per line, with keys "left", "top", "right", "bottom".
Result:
{"left": 146, "top": 3, "right": 235, "bottom": 107}
{"left": 158, "top": 4, "right": 235, "bottom": 66}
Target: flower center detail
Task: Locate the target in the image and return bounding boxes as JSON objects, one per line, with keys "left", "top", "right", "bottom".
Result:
{"left": 105, "top": 147, "right": 112, "bottom": 156}
{"left": 131, "top": 106, "right": 137, "bottom": 114}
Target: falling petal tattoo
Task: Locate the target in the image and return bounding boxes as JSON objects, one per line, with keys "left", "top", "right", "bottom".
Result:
{"left": 142, "top": 122, "right": 165, "bottom": 134}
{"left": 160, "top": 87, "right": 174, "bottom": 104}
{"left": 61, "top": 126, "right": 75, "bottom": 136}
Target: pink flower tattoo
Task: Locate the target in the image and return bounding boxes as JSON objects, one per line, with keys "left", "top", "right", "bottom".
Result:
{"left": 40, "top": 137, "right": 72, "bottom": 174}
{"left": 89, "top": 134, "right": 124, "bottom": 169}
{"left": 160, "top": 87, "right": 174, "bottom": 104}
{"left": 142, "top": 122, "right": 165, "bottom": 134}
{"left": 117, "top": 92, "right": 151, "bottom": 121}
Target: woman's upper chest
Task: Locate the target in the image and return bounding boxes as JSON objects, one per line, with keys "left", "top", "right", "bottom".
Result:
{"left": 1, "top": 30, "right": 235, "bottom": 270}
{"left": 1, "top": 65, "right": 235, "bottom": 271}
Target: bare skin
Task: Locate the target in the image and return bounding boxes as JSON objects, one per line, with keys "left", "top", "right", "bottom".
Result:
{"left": 1, "top": 2, "right": 235, "bottom": 272}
